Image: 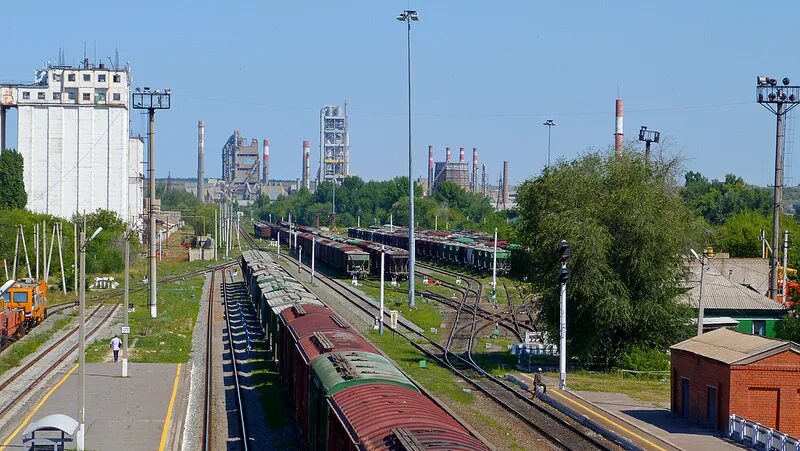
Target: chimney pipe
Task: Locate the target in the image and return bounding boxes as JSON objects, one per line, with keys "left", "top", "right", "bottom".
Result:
{"left": 446, "top": 147, "right": 452, "bottom": 163}
{"left": 502, "top": 161, "right": 509, "bottom": 209}
{"left": 196, "top": 120, "right": 204, "bottom": 202}
{"left": 428, "top": 145, "right": 434, "bottom": 195}
{"left": 459, "top": 147, "right": 465, "bottom": 163}
{"left": 263, "top": 139, "right": 270, "bottom": 184}
{"left": 482, "top": 163, "right": 487, "bottom": 197}
{"left": 303, "top": 140, "right": 311, "bottom": 190}
{"left": 615, "top": 99, "right": 624, "bottom": 156}
{"left": 472, "top": 148, "right": 478, "bottom": 194}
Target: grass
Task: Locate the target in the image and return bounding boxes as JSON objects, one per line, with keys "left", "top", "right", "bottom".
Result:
{"left": 85, "top": 274, "right": 204, "bottom": 363}
{"left": 471, "top": 337, "right": 517, "bottom": 377}
{"left": 472, "top": 410, "right": 527, "bottom": 451}
{"left": 0, "top": 315, "right": 73, "bottom": 376}
{"left": 563, "top": 370, "right": 671, "bottom": 405}
{"left": 367, "top": 329, "right": 474, "bottom": 404}
{"left": 346, "top": 277, "right": 447, "bottom": 335}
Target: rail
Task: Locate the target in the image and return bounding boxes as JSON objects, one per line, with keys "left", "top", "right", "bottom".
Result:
{"left": 222, "top": 269, "right": 249, "bottom": 451}
{"left": 729, "top": 414, "right": 800, "bottom": 451}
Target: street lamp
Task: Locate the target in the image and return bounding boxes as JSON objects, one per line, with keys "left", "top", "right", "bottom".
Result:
{"left": 756, "top": 76, "right": 800, "bottom": 300}
{"left": 543, "top": 119, "right": 556, "bottom": 167}
{"left": 638, "top": 126, "right": 661, "bottom": 168}
{"left": 132, "top": 87, "right": 171, "bottom": 318}
{"left": 77, "top": 224, "right": 102, "bottom": 451}
{"left": 689, "top": 248, "right": 711, "bottom": 336}
{"left": 397, "top": 9, "right": 419, "bottom": 308}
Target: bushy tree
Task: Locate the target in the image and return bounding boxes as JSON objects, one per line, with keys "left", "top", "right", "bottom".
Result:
{"left": 516, "top": 150, "right": 704, "bottom": 365}
{"left": 0, "top": 150, "right": 27, "bottom": 209}
{"left": 776, "top": 309, "right": 800, "bottom": 343}
{"left": 682, "top": 172, "right": 771, "bottom": 225}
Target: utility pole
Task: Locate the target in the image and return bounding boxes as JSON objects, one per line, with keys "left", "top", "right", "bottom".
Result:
{"left": 756, "top": 76, "right": 800, "bottom": 300}
{"left": 122, "top": 229, "right": 131, "bottom": 377}
{"left": 782, "top": 230, "right": 789, "bottom": 303}
{"left": 311, "top": 237, "right": 315, "bottom": 283}
{"left": 696, "top": 251, "right": 706, "bottom": 336}
{"left": 132, "top": 87, "right": 171, "bottom": 318}
{"left": 558, "top": 240, "right": 571, "bottom": 390}
{"left": 492, "top": 228, "right": 498, "bottom": 294}
{"left": 77, "top": 223, "right": 102, "bottom": 450}
{"left": 380, "top": 246, "right": 385, "bottom": 334}
{"left": 543, "top": 119, "right": 556, "bottom": 167}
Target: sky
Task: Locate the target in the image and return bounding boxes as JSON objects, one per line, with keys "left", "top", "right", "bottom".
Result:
{"left": 3, "top": 1, "right": 800, "bottom": 187}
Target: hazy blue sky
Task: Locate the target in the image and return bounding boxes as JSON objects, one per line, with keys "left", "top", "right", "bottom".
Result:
{"left": 3, "top": 1, "right": 800, "bottom": 186}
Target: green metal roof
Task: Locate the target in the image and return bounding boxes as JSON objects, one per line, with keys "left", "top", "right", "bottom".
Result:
{"left": 311, "top": 351, "right": 418, "bottom": 395}
{"left": 454, "top": 237, "right": 475, "bottom": 244}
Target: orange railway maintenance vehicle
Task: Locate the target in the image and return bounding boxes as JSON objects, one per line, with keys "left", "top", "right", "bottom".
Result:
{"left": 2, "top": 278, "right": 47, "bottom": 332}
{"left": 0, "top": 280, "right": 25, "bottom": 346}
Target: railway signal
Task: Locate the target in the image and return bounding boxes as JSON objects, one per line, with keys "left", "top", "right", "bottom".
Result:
{"left": 558, "top": 239, "right": 570, "bottom": 391}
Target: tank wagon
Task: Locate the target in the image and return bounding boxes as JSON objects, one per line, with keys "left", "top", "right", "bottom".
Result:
{"left": 239, "top": 250, "right": 489, "bottom": 451}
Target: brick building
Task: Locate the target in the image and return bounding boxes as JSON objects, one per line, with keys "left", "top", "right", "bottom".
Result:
{"left": 670, "top": 329, "right": 800, "bottom": 435}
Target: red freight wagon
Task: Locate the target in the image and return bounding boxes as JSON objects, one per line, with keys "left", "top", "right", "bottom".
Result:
{"left": 278, "top": 304, "right": 335, "bottom": 395}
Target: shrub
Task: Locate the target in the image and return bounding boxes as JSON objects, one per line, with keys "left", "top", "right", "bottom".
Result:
{"left": 616, "top": 346, "right": 669, "bottom": 372}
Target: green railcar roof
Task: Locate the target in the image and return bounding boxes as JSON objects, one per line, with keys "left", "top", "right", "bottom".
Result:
{"left": 311, "top": 351, "right": 418, "bottom": 396}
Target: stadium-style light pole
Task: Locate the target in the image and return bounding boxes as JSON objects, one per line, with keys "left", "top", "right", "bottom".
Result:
{"left": 756, "top": 76, "right": 800, "bottom": 301}
{"left": 132, "top": 87, "right": 171, "bottom": 318}
{"left": 397, "top": 9, "right": 419, "bottom": 308}
{"left": 543, "top": 119, "right": 556, "bottom": 167}
{"left": 638, "top": 126, "right": 661, "bottom": 168}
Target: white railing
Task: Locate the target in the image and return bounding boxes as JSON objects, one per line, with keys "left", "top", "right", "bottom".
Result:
{"left": 729, "top": 414, "right": 800, "bottom": 451}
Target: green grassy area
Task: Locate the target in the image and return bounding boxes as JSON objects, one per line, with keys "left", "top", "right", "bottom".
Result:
{"left": 564, "top": 371, "right": 670, "bottom": 405}
{"left": 471, "top": 337, "right": 517, "bottom": 377}
{"left": 85, "top": 274, "right": 204, "bottom": 363}
{"left": 0, "top": 315, "right": 73, "bottom": 376}
{"left": 355, "top": 278, "right": 446, "bottom": 334}
{"left": 367, "top": 329, "right": 474, "bottom": 404}
{"left": 472, "top": 410, "right": 527, "bottom": 451}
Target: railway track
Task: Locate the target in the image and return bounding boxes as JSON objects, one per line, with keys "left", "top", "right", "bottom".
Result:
{"left": 240, "top": 229, "right": 612, "bottom": 450}
{"left": 201, "top": 268, "right": 216, "bottom": 451}
{"left": 0, "top": 303, "right": 119, "bottom": 418}
{"left": 222, "top": 268, "right": 250, "bottom": 450}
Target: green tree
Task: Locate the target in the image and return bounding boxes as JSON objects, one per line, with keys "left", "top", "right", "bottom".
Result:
{"left": 0, "top": 150, "right": 27, "bottom": 209}
{"left": 776, "top": 309, "right": 800, "bottom": 343}
{"left": 516, "top": 150, "right": 704, "bottom": 366}
{"left": 682, "top": 172, "right": 771, "bottom": 225}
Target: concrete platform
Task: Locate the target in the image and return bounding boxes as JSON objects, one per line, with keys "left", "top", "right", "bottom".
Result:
{"left": 0, "top": 363, "right": 184, "bottom": 451}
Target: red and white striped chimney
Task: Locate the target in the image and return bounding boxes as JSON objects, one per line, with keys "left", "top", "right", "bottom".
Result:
{"left": 614, "top": 99, "right": 624, "bottom": 156}
{"left": 268, "top": 139, "right": 269, "bottom": 184}
{"left": 446, "top": 147, "right": 452, "bottom": 162}
{"left": 459, "top": 147, "right": 465, "bottom": 163}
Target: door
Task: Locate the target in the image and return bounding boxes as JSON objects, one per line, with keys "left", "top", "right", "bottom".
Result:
{"left": 707, "top": 386, "right": 718, "bottom": 428}
{"left": 682, "top": 378, "right": 690, "bottom": 418}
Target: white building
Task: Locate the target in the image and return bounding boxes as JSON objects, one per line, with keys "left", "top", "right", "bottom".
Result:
{"left": 0, "top": 62, "right": 142, "bottom": 224}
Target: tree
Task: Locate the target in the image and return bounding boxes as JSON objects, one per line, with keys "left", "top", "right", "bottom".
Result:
{"left": 682, "top": 171, "right": 771, "bottom": 225}
{"left": 516, "top": 149, "right": 704, "bottom": 366}
{"left": 0, "top": 150, "right": 27, "bottom": 209}
{"left": 776, "top": 309, "right": 800, "bottom": 343}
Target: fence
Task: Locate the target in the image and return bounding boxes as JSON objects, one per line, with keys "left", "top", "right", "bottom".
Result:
{"left": 729, "top": 414, "right": 800, "bottom": 451}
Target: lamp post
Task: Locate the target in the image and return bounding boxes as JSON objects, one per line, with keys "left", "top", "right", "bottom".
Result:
{"left": 557, "top": 240, "right": 570, "bottom": 390}
{"left": 122, "top": 227, "right": 133, "bottom": 378}
{"left": 690, "top": 248, "right": 708, "bottom": 336}
{"left": 380, "top": 246, "right": 385, "bottom": 334}
{"left": 543, "top": 119, "right": 556, "bottom": 167}
{"left": 397, "top": 9, "right": 419, "bottom": 308}
{"left": 77, "top": 224, "right": 103, "bottom": 451}
{"left": 132, "top": 87, "right": 171, "bottom": 318}
{"left": 756, "top": 76, "right": 800, "bottom": 300}
{"left": 638, "top": 126, "right": 661, "bottom": 168}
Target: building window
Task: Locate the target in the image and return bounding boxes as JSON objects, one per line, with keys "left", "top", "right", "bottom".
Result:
{"left": 112, "top": 93, "right": 121, "bottom": 101}
{"left": 752, "top": 320, "right": 766, "bottom": 336}
{"left": 53, "top": 92, "right": 61, "bottom": 100}
{"left": 82, "top": 92, "right": 91, "bottom": 101}
{"left": 95, "top": 92, "right": 106, "bottom": 102}
{"left": 113, "top": 74, "right": 121, "bottom": 83}
{"left": 37, "top": 92, "right": 45, "bottom": 100}
{"left": 98, "top": 74, "right": 106, "bottom": 82}
{"left": 67, "top": 73, "right": 75, "bottom": 82}
{"left": 83, "top": 74, "right": 91, "bottom": 82}
{"left": 67, "top": 91, "right": 76, "bottom": 101}
{"left": 53, "top": 73, "right": 62, "bottom": 82}
{"left": 22, "top": 92, "right": 30, "bottom": 100}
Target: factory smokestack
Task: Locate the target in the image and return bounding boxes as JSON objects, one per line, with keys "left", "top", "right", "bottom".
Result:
{"left": 459, "top": 147, "right": 465, "bottom": 163}
{"left": 446, "top": 147, "right": 452, "bottom": 163}
{"left": 196, "top": 120, "right": 204, "bottom": 203}
{"left": 614, "top": 99, "right": 624, "bottom": 156}
{"left": 428, "top": 145, "right": 434, "bottom": 195}
{"left": 263, "top": 139, "right": 270, "bottom": 184}
{"left": 482, "top": 163, "right": 487, "bottom": 197}
{"left": 472, "top": 148, "right": 478, "bottom": 193}
{"left": 502, "top": 160, "right": 509, "bottom": 209}
{"left": 303, "top": 140, "right": 311, "bottom": 190}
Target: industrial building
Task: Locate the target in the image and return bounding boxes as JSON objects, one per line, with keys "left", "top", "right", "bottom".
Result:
{"left": 221, "top": 130, "right": 261, "bottom": 200}
{"left": 0, "top": 60, "right": 143, "bottom": 224}
{"left": 431, "top": 147, "right": 471, "bottom": 193}
{"left": 319, "top": 104, "right": 349, "bottom": 185}
{"left": 670, "top": 329, "right": 800, "bottom": 435}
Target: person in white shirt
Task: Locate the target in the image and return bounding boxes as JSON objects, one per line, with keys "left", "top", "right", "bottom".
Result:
{"left": 110, "top": 335, "right": 122, "bottom": 363}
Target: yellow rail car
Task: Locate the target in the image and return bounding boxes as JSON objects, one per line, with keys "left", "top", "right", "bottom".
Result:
{"left": 2, "top": 279, "right": 47, "bottom": 329}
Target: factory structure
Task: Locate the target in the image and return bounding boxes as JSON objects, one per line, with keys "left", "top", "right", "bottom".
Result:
{"left": 425, "top": 145, "right": 514, "bottom": 210}
{"left": 0, "top": 59, "right": 143, "bottom": 225}
{"left": 318, "top": 104, "right": 349, "bottom": 185}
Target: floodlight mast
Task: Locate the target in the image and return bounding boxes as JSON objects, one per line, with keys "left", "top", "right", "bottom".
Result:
{"left": 638, "top": 126, "right": 661, "bottom": 168}
{"left": 756, "top": 76, "right": 800, "bottom": 301}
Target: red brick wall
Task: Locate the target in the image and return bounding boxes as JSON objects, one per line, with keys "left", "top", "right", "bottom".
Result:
{"left": 729, "top": 350, "right": 800, "bottom": 436}
{"left": 670, "top": 349, "right": 731, "bottom": 429}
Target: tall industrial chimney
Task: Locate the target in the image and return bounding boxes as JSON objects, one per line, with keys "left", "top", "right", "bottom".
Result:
{"left": 614, "top": 99, "right": 624, "bottom": 156}
{"left": 472, "top": 148, "right": 478, "bottom": 193}
{"left": 502, "top": 160, "right": 509, "bottom": 209}
{"left": 459, "top": 147, "right": 465, "bottom": 163}
{"left": 303, "top": 140, "right": 311, "bottom": 189}
{"left": 482, "top": 163, "right": 487, "bottom": 197}
{"left": 428, "top": 145, "right": 434, "bottom": 195}
{"left": 196, "top": 120, "right": 204, "bottom": 202}
{"left": 262, "top": 139, "right": 269, "bottom": 185}
{"left": 446, "top": 147, "right": 452, "bottom": 163}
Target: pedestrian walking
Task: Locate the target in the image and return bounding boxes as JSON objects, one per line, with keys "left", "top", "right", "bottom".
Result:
{"left": 533, "top": 367, "right": 546, "bottom": 397}
{"left": 110, "top": 335, "right": 122, "bottom": 363}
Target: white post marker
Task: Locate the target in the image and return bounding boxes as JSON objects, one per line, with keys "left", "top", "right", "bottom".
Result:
{"left": 298, "top": 245, "right": 302, "bottom": 270}
{"left": 380, "top": 246, "right": 385, "bottom": 334}
{"left": 691, "top": 248, "right": 706, "bottom": 336}
{"left": 558, "top": 239, "right": 570, "bottom": 391}
{"left": 390, "top": 213, "right": 393, "bottom": 232}
{"left": 782, "top": 230, "right": 789, "bottom": 303}
{"left": 277, "top": 231, "right": 281, "bottom": 256}
{"left": 492, "top": 228, "right": 498, "bottom": 293}
{"left": 311, "top": 237, "right": 316, "bottom": 283}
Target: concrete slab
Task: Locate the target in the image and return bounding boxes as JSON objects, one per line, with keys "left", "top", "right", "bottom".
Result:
{"left": 0, "top": 363, "right": 182, "bottom": 451}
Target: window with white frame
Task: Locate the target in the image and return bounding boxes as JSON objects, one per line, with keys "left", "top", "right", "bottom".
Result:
{"left": 53, "top": 92, "right": 61, "bottom": 100}
{"left": 82, "top": 74, "right": 91, "bottom": 82}
{"left": 37, "top": 92, "right": 45, "bottom": 100}
{"left": 22, "top": 92, "right": 30, "bottom": 100}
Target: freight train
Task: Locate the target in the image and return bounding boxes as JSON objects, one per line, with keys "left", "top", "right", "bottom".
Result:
{"left": 239, "top": 249, "right": 489, "bottom": 451}
{"left": 0, "top": 278, "right": 48, "bottom": 345}
{"left": 349, "top": 227, "right": 512, "bottom": 275}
